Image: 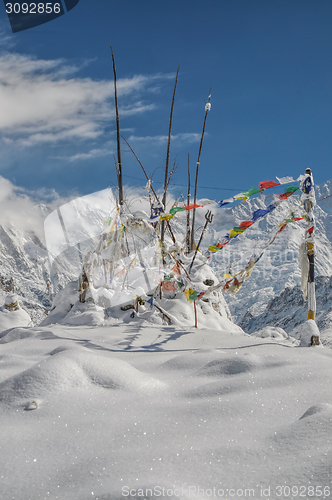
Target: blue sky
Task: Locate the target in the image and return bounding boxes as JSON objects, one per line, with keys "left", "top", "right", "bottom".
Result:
{"left": 0, "top": 0, "right": 332, "bottom": 203}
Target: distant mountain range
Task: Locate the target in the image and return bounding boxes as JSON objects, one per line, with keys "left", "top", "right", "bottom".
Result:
{"left": 0, "top": 179, "right": 331, "bottom": 339}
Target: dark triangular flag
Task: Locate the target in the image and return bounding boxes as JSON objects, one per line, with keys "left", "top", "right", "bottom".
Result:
{"left": 63, "top": 0, "right": 79, "bottom": 12}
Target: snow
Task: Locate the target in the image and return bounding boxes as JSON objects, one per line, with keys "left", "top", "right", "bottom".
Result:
{"left": 0, "top": 323, "right": 332, "bottom": 499}
{"left": 1, "top": 181, "right": 332, "bottom": 499}
{"left": 0, "top": 303, "right": 32, "bottom": 333}
{"left": 290, "top": 319, "right": 321, "bottom": 347}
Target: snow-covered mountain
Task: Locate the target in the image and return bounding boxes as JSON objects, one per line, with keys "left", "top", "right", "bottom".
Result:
{"left": 1, "top": 180, "right": 332, "bottom": 336}
{"left": 0, "top": 218, "right": 79, "bottom": 326}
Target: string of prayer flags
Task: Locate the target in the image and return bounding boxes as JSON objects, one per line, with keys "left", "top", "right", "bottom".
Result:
{"left": 208, "top": 241, "right": 229, "bottom": 253}
{"left": 148, "top": 175, "right": 299, "bottom": 224}
{"left": 152, "top": 202, "right": 204, "bottom": 222}
{"left": 202, "top": 209, "right": 306, "bottom": 300}
{"left": 207, "top": 186, "right": 300, "bottom": 256}
{"left": 216, "top": 176, "right": 299, "bottom": 208}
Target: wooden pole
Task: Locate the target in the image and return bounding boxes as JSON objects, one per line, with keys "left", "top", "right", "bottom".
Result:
{"left": 189, "top": 210, "right": 213, "bottom": 274}
{"left": 190, "top": 89, "right": 211, "bottom": 250}
{"left": 110, "top": 45, "right": 124, "bottom": 206}
{"left": 161, "top": 64, "right": 180, "bottom": 242}
{"left": 193, "top": 300, "right": 197, "bottom": 328}
{"left": 301, "top": 168, "right": 319, "bottom": 345}
{"left": 186, "top": 153, "right": 191, "bottom": 254}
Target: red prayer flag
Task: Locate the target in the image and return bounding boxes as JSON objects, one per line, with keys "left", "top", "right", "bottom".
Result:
{"left": 278, "top": 223, "right": 287, "bottom": 233}
{"left": 172, "top": 262, "right": 181, "bottom": 276}
{"left": 259, "top": 180, "right": 280, "bottom": 190}
{"left": 162, "top": 281, "right": 176, "bottom": 292}
{"left": 216, "top": 241, "right": 229, "bottom": 249}
{"left": 183, "top": 203, "right": 204, "bottom": 210}
{"left": 308, "top": 226, "right": 314, "bottom": 235}
{"left": 279, "top": 192, "right": 292, "bottom": 200}
{"left": 239, "top": 220, "right": 253, "bottom": 229}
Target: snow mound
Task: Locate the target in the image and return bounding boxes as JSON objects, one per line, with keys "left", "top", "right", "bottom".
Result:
{"left": 197, "top": 353, "right": 262, "bottom": 376}
{"left": 299, "top": 403, "right": 332, "bottom": 419}
{"left": 41, "top": 281, "right": 105, "bottom": 326}
{"left": 253, "top": 326, "right": 288, "bottom": 339}
{"left": 251, "top": 326, "right": 298, "bottom": 344}
{"left": 0, "top": 306, "right": 31, "bottom": 333}
{"left": 185, "top": 351, "right": 291, "bottom": 399}
{"left": 0, "top": 327, "right": 55, "bottom": 344}
{"left": 269, "top": 402, "right": 332, "bottom": 474}
{"left": 197, "top": 351, "right": 287, "bottom": 377}
{"left": 160, "top": 351, "right": 217, "bottom": 371}
{"left": 61, "top": 301, "right": 105, "bottom": 326}
{"left": 290, "top": 319, "right": 321, "bottom": 346}
{"left": 0, "top": 347, "right": 166, "bottom": 409}
{"left": 0, "top": 353, "right": 34, "bottom": 381}
{"left": 40, "top": 280, "right": 78, "bottom": 326}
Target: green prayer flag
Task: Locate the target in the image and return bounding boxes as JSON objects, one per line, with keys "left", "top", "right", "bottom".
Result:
{"left": 285, "top": 186, "right": 299, "bottom": 193}
{"left": 189, "top": 290, "right": 199, "bottom": 301}
{"left": 241, "top": 186, "right": 261, "bottom": 197}
{"left": 169, "top": 206, "right": 185, "bottom": 215}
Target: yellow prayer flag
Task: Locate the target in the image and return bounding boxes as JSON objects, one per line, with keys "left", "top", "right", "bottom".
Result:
{"left": 229, "top": 228, "right": 240, "bottom": 238}
{"left": 160, "top": 214, "right": 174, "bottom": 220}
{"left": 184, "top": 288, "right": 195, "bottom": 301}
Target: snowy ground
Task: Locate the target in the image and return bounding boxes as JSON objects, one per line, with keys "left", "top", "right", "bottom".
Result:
{"left": 1, "top": 322, "right": 331, "bottom": 500}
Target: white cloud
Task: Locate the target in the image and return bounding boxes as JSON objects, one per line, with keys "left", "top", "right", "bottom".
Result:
{"left": 0, "top": 21, "right": 15, "bottom": 49}
{"left": 128, "top": 132, "right": 202, "bottom": 144}
{"left": 0, "top": 176, "right": 72, "bottom": 239}
{"left": 0, "top": 52, "right": 173, "bottom": 147}
{"left": 52, "top": 147, "right": 114, "bottom": 162}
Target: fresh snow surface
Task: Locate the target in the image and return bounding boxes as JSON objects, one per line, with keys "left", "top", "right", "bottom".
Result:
{"left": 0, "top": 323, "right": 331, "bottom": 500}
{"left": 0, "top": 303, "right": 32, "bottom": 333}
